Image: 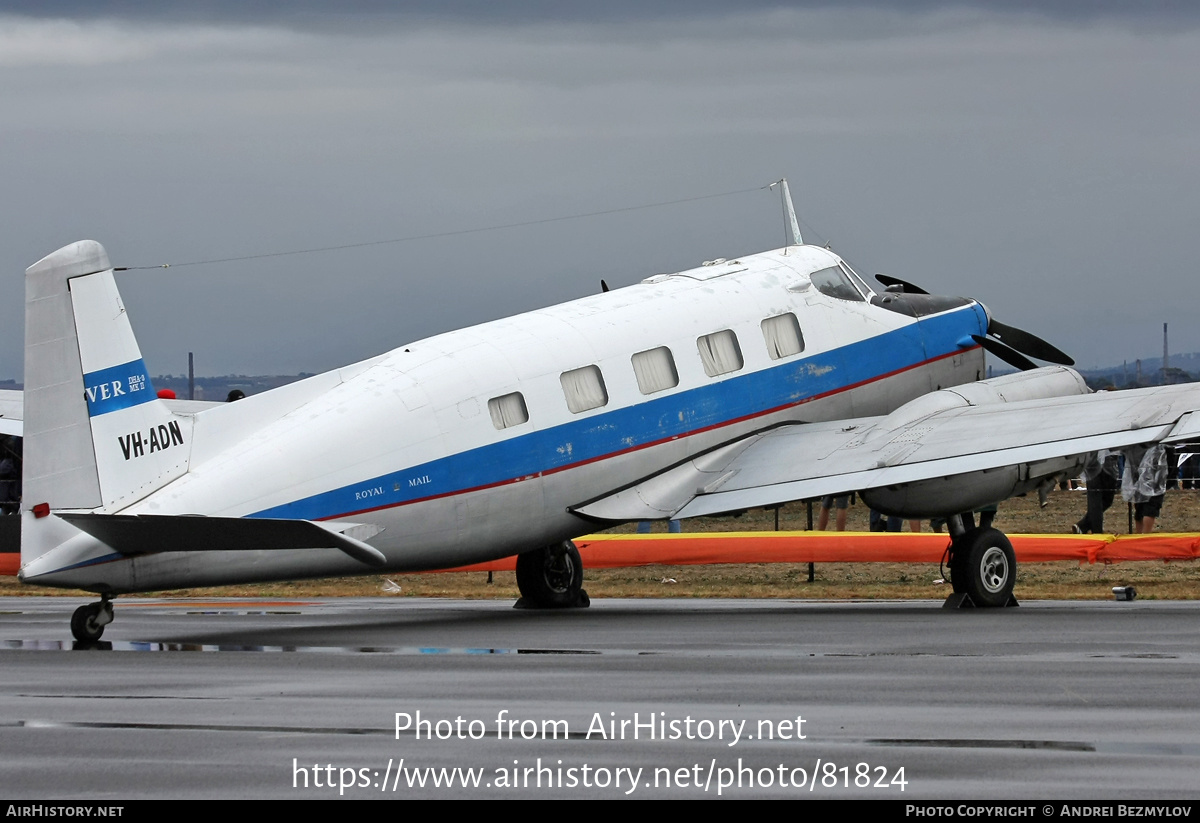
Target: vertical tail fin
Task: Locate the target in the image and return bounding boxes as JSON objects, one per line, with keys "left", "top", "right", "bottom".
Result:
{"left": 23, "top": 241, "right": 192, "bottom": 546}
{"left": 23, "top": 240, "right": 108, "bottom": 512}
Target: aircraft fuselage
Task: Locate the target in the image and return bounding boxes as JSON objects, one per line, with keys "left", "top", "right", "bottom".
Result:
{"left": 22, "top": 244, "right": 987, "bottom": 593}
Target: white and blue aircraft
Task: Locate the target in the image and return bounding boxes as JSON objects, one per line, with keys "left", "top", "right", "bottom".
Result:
{"left": 13, "top": 189, "right": 1200, "bottom": 641}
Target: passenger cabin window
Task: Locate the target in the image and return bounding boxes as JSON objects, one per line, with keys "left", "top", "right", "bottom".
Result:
{"left": 697, "top": 330, "right": 744, "bottom": 377}
{"left": 810, "top": 265, "right": 864, "bottom": 302}
{"left": 761, "top": 313, "right": 805, "bottom": 360}
{"left": 560, "top": 365, "right": 609, "bottom": 414}
{"left": 631, "top": 347, "right": 679, "bottom": 395}
{"left": 488, "top": 392, "right": 529, "bottom": 430}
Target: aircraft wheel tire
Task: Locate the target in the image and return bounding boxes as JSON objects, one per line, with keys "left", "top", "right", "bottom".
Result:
{"left": 949, "top": 527, "right": 1016, "bottom": 608}
{"left": 515, "top": 541, "right": 585, "bottom": 608}
{"left": 71, "top": 603, "right": 106, "bottom": 643}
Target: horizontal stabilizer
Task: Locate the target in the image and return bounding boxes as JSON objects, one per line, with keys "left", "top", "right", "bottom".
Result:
{"left": 0, "top": 392, "right": 230, "bottom": 436}
{"left": 55, "top": 513, "right": 387, "bottom": 568}
{"left": 0, "top": 390, "right": 20, "bottom": 436}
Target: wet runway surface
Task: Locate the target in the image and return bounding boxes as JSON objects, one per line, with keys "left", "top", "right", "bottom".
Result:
{"left": 2, "top": 596, "right": 1198, "bottom": 799}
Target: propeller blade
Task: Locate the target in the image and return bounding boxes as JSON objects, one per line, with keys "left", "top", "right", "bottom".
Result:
{"left": 987, "top": 319, "right": 1074, "bottom": 366}
{"left": 972, "top": 335, "right": 1038, "bottom": 372}
{"left": 874, "top": 274, "right": 929, "bottom": 295}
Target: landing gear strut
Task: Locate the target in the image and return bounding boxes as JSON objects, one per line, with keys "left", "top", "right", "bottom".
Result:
{"left": 514, "top": 541, "right": 589, "bottom": 609}
{"left": 944, "top": 514, "right": 1018, "bottom": 609}
{"left": 71, "top": 594, "right": 115, "bottom": 642}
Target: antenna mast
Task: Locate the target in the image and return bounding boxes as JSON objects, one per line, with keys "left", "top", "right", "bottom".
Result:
{"left": 769, "top": 178, "right": 803, "bottom": 250}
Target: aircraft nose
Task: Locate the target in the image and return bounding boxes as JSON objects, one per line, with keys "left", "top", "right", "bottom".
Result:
{"left": 975, "top": 301, "right": 993, "bottom": 330}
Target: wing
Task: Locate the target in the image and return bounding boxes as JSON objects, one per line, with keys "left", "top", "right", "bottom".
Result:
{"left": 0, "top": 389, "right": 21, "bottom": 437}
{"left": 574, "top": 377, "right": 1200, "bottom": 522}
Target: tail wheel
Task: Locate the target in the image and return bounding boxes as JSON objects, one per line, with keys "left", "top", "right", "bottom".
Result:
{"left": 70, "top": 602, "right": 110, "bottom": 642}
{"left": 515, "top": 541, "right": 587, "bottom": 609}
{"left": 949, "top": 527, "right": 1016, "bottom": 608}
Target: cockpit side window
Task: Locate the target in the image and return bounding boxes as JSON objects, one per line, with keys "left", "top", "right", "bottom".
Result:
{"left": 810, "top": 265, "right": 865, "bottom": 302}
{"left": 840, "top": 263, "right": 873, "bottom": 298}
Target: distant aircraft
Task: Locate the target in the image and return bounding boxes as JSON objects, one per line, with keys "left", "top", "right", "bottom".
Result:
{"left": 14, "top": 185, "right": 1200, "bottom": 641}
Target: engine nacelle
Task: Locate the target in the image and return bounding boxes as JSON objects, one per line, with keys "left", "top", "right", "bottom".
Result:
{"left": 862, "top": 455, "right": 1086, "bottom": 518}
{"left": 870, "top": 366, "right": 1089, "bottom": 437}
{"left": 860, "top": 367, "right": 1091, "bottom": 518}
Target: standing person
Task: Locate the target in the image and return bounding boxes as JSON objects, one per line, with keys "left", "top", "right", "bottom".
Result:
{"left": 1036, "top": 475, "right": 1058, "bottom": 508}
{"left": 817, "top": 495, "right": 849, "bottom": 531}
{"left": 636, "top": 520, "right": 682, "bottom": 533}
{"left": 1121, "top": 444, "right": 1167, "bottom": 533}
{"left": 869, "top": 509, "right": 903, "bottom": 532}
{"left": 1181, "top": 451, "right": 1199, "bottom": 490}
{"left": 1073, "top": 450, "right": 1120, "bottom": 534}
{"left": 0, "top": 436, "right": 16, "bottom": 516}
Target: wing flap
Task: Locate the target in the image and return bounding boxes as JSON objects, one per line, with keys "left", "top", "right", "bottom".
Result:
{"left": 1165, "top": 411, "right": 1200, "bottom": 445}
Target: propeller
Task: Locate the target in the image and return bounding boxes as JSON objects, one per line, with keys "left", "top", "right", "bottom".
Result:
{"left": 874, "top": 273, "right": 928, "bottom": 295}
{"left": 986, "top": 318, "right": 1073, "bottom": 366}
{"left": 971, "top": 335, "right": 1037, "bottom": 372}
{"left": 875, "top": 273, "right": 1075, "bottom": 368}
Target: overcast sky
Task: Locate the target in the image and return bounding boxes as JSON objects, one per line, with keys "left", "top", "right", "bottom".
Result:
{"left": 3, "top": 2, "right": 1199, "bottom": 380}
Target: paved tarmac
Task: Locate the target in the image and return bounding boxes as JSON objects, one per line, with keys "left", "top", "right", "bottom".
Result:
{"left": 1, "top": 596, "right": 1198, "bottom": 799}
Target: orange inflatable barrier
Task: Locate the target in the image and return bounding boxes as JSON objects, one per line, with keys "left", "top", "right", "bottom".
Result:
{"left": 2, "top": 533, "right": 1198, "bottom": 579}
{"left": 447, "top": 532, "right": 1200, "bottom": 572}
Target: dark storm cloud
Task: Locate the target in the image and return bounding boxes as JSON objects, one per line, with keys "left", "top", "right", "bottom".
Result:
{"left": 2, "top": 3, "right": 1198, "bottom": 381}
{"left": 4, "top": 1, "right": 1200, "bottom": 28}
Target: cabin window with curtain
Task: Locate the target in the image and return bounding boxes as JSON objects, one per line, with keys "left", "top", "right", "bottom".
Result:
{"left": 696, "top": 330, "right": 744, "bottom": 377}
{"left": 560, "top": 365, "right": 609, "bottom": 414}
{"left": 487, "top": 392, "right": 529, "bottom": 430}
{"left": 761, "top": 313, "right": 805, "bottom": 360}
{"left": 631, "top": 346, "right": 679, "bottom": 395}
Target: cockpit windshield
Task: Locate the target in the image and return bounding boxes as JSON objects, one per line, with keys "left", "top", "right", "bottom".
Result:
{"left": 810, "top": 265, "right": 865, "bottom": 302}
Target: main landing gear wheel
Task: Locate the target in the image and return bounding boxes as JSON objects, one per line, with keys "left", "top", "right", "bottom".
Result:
{"left": 514, "top": 541, "right": 589, "bottom": 609}
{"left": 70, "top": 597, "right": 115, "bottom": 642}
{"left": 948, "top": 527, "right": 1018, "bottom": 608}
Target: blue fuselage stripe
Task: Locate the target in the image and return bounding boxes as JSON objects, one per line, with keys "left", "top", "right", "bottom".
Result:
{"left": 250, "top": 306, "right": 984, "bottom": 522}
